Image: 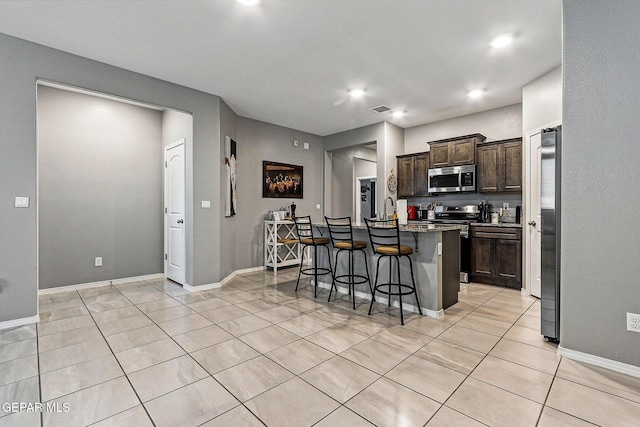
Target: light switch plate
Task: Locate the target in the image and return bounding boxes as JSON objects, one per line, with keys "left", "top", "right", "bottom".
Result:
{"left": 293, "top": 139, "right": 299, "bottom": 147}
{"left": 201, "top": 200, "right": 211, "bottom": 208}
{"left": 316, "top": 204, "right": 321, "bottom": 209}
{"left": 15, "top": 197, "right": 29, "bottom": 208}
{"left": 303, "top": 142, "right": 310, "bottom": 150}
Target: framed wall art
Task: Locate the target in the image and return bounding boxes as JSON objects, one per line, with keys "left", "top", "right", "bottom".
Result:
{"left": 224, "top": 136, "right": 237, "bottom": 216}
{"left": 263, "top": 161, "right": 303, "bottom": 199}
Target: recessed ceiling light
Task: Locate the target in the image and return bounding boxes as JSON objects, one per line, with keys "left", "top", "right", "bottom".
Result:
{"left": 392, "top": 111, "right": 405, "bottom": 118}
{"left": 467, "top": 89, "right": 484, "bottom": 98}
{"left": 349, "top": 88, "right": 365, "bottom": 98}
{"left": 490, "top": 34, "right": 513, "bottom": 48}
{"left": 238, "top": 0, "right": 260, "bottom": 6}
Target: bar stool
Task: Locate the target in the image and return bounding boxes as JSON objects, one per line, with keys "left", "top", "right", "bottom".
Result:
{"left": 364, "top": 217, "right": 422, "bottom": 325}
{"left": 293, "top": 215, "right": 334, "bottom": 298}
{"left": 324, "top": 216, "right": 372, "bottom": 309}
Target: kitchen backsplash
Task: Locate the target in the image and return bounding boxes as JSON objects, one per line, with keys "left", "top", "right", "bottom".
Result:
{"left": 407, "top": 193, "right": 522, "bottom": 212}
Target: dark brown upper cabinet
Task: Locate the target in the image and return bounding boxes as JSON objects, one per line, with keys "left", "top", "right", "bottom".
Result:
{"left": 397, "top": 152, "right": 430, "bottom": 198}
{"left": 477, "top": 137, "right": 522, "bottom": 193}
{"left": 428, "top": 134, "right": 486, "bottom": 168}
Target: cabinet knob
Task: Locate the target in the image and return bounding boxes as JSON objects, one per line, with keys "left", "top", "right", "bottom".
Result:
{"left": 527, "top": 221, "right": 536, "bottom": 226}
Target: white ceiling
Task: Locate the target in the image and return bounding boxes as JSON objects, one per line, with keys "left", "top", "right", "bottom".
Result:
{"left": 0, "top": 0, "right": 561, "bottom": 136}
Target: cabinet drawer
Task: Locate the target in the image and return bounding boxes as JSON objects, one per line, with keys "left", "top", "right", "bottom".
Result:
{"left": 471, "top": 227, "right": 521, "bottom": 240}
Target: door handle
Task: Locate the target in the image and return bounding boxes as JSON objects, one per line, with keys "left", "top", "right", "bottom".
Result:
{"left": 177, "top": 219, "right": 184, "bottom": 224}
{"left": 528, "top": 221, "right": 536, "bottom": 226}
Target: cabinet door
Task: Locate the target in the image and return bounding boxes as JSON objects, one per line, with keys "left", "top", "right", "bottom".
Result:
{"left": 413, "top": 153, "right": 430, "bottom": 196}
{"left": 495, "top": 239, "right": 522, "bottom": 288}
{"left": 477, "top": 145, "right": 499, "bottom": 193}
{"left": 471, "top": 238, "right": 494, "bottom": 279}
{"left": 502, "top": 140, "right": 522, "bottom": 192}
{"left": 429, "top": 142, "right": 450, "bottom": 168}
{"left": 451, "top": 139, "right": 476, "bottom": 165}
{"left": 397, "top": 156, "right": 415, "bottom": 197}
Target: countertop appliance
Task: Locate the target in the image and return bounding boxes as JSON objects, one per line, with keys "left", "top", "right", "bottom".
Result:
{"left": 541, "top": 125, "right": 561, "bottom": 343}
{"left": 428, "top": 205, "right": 481, "bottom": 283}
{"left": 407, "top": 205, "right": 418, "bottom": 220}
{"left": 428, "top": 164, "right": 476, "bottom": 193}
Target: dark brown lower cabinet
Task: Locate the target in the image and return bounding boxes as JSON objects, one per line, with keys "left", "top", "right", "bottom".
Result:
{"left": 470, "top": 226, "right": 522, "bottom": 289}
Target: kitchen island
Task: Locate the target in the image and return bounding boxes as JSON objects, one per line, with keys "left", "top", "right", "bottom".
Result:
{"left": 312, "top": 222, "right": 461, "bottom": 318}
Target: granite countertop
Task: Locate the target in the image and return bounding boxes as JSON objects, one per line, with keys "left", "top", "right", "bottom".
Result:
{"left": 314, "top": 222, "right": 464, "bottom": 233}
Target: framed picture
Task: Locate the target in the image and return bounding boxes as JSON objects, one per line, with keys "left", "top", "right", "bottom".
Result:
{"left": 272, "top": 211, "right": 281, "bottom": 221}
{"left": 224, "top": 136, "right": 237, "bottom": 217}
{"left": 263, "top": 161, "right": 303, "bottom": 199}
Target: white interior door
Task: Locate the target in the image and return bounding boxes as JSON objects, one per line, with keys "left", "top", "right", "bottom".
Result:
{"left": 526, "top": 130, "right": 542, "bottom": 297}
{"left": 165, "top": 139, "right": 186, "bottom": 285}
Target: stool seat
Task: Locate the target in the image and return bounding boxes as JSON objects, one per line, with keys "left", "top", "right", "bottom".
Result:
{"left": 300, "top": 237, "right": 330, "bottom": 245}
{"left": 335, "top": 240, "right": 367, "bottom": 250}
{"left": 375, "top": 245, "right": 413, "bottom": 255}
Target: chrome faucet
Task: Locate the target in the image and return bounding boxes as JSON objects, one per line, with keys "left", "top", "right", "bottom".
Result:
{"left": 384, "top": 196, "right": 394, "bottom": 219}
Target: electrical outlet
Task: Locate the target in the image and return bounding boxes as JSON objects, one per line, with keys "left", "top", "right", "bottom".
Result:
{"left": 95, "top": 257, "right": 102, "bottom": 267}
{"left": 503, "top": 203, "right": 509, "bottom": 209}
{"left": 316, "top": 204, "right": 321, "bottom": 209}
{"left": 627, "top": 313, "right": 640, "bottom": 333}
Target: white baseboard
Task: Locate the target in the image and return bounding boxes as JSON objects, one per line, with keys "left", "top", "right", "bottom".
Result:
{"left": 38, "top": 273, "right": 164, "bottom": 295}
{"left": 558, "top": 346, "right": 640, "bottom": 379}
{"left": 185, "top": 266, "right": 264, "bottom": 292}
{"left": 0, "top": 315, "right": 40, "bottom": 331}
{"left": 316, "top": 280, "right": 444, "bottom": 319}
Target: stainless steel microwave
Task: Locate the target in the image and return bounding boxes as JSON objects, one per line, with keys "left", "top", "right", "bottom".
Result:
{"left": 428, "top": 164, "right": 476, "bottom": 193}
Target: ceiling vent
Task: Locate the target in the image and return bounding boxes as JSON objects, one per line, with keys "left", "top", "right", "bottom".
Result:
{"left": 370, "top": 105, "right": 391, "bottom": 113}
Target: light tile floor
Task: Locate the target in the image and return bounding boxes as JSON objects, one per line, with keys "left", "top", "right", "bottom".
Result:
{"left": 1, "top": 269, "right": 640, "bottom": 426}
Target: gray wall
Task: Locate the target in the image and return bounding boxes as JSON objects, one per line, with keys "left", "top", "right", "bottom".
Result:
{"left": 562, "top": 0, "right": 640, "bottom": 366}
{"left": 219, "top": 100, "right": 239, "bottom": 278}
{"left": 0, "top": 33, "right": 223, "bottom": 322}
{"left": 522, "top": 66, "right": 562, "bottom": 134}
{"left": 38, "top": 86, "right": 163, "bottom": 288}
{"left": 234, "top": 117, "right": 324, "bottom": 273}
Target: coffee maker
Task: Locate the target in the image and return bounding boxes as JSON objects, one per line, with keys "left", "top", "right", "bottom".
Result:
{"left": 478, "top": 201, "right": 492, "bottom": 223}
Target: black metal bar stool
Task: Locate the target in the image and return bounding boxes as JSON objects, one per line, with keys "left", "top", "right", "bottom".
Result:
{"left": 324, "top": 216, "right": 372, "bottom": 309}
{"left": 364, "top": 217, "right": 422, "bottom": 325}
{"left": 293, "top": 215, "right": 334, "bottom": 298}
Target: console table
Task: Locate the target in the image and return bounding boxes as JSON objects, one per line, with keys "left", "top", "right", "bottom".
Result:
{"left": 264, "top": 220, "right": 302, "bottom": 273}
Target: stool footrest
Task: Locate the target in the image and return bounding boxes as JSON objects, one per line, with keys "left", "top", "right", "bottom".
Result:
{"left": 334, "top": 274, "right": 371, "bottom": 286}
{"left": 299, "top": 266, "right": 332, "bottom": 277}
{"left": 373, "top": 283, "right": 418, "bottom": 297}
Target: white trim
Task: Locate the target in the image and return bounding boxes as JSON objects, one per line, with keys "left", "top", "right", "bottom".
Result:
{"left": 0, "top": 315, "right": 40, "bottom": 331}
{"left": 558, "top": 346, "right": 640, "bottom": 379}
{"left": 316, "top": 280, "right": 444, "bottom": 319}
{"left": 38, "top": 274, "right": 163, "bottom": 295}
{"left": 184, "top": 266, "right": 264, "bottom": 292}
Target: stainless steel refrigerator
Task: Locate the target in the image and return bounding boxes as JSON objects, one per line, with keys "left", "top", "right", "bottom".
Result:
{"left": 541, "top": 126, "right": 561, "bottom": 343}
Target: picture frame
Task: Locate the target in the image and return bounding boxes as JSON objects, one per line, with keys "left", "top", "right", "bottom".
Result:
{"left": 263, "top": 161, "right": 303, "bottom": 199}
{"left": 272, "top": 211, "right": 281, "bottom": 221}
{"left": 224, "top": 136, "right": 237, "bottom": 217}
